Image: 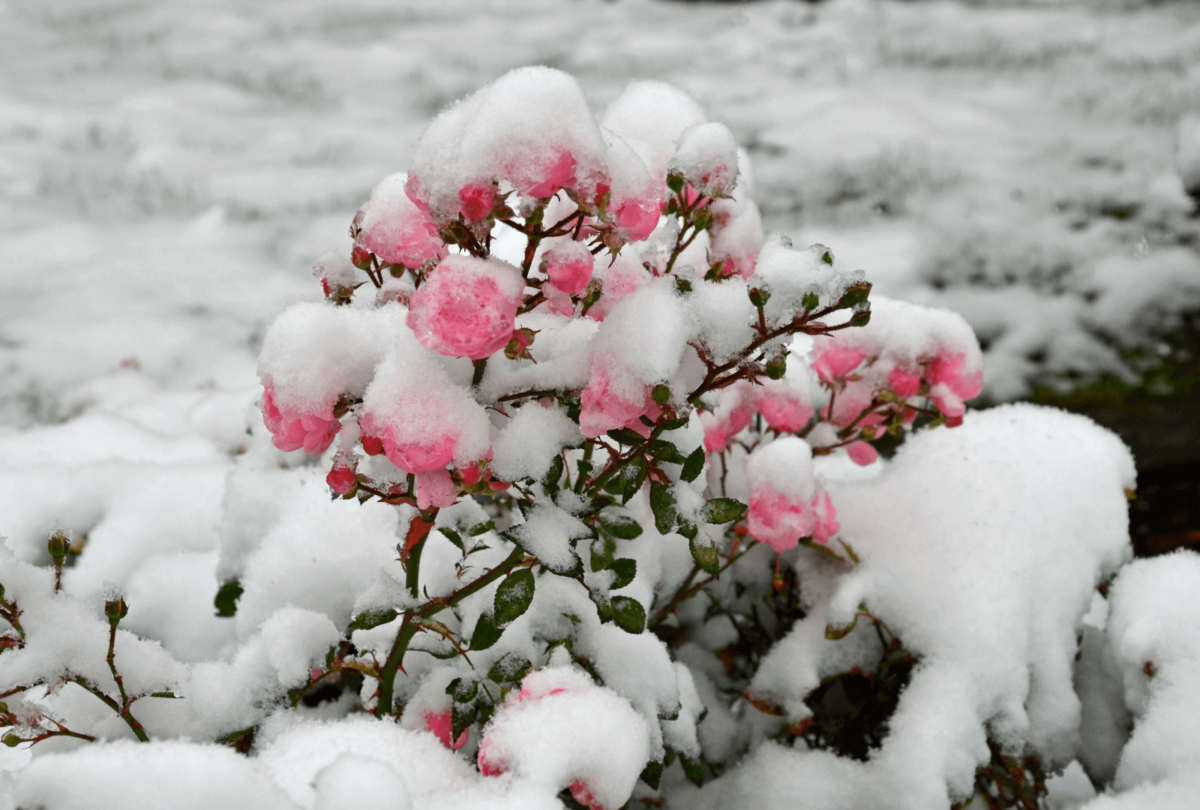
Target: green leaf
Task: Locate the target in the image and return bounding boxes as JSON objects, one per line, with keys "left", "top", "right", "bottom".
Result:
{"left": 680, "top": 446, "right": 706, "bottom": 483}
{"left": 213, "top": 580, "right": 243, "bottom": 618}
{"left": 611, "top": 596, "right": 646, "bottom": 634}
{"left": 620, "top": 456, "right": 649, "bottom": 504}
{"left": 591, "top": 535, "right": 616, "bottom": 571}
{"left": 440, "top": 528, "right": 464, "bottom": 551}
{"left": 700, "top": 497, "right": 746, "bottom": 524}
{"left": 608, "top": 558, "right": 637, "bottom": 590}
{"left": 677, "top": 519, "right": 698, "bottom": 541}
{"left": 661, "top": 416, "right": 690, "bottom": 431}
{"left": 470, "top": 613, "right": 504, "bottom": 651}
{"left": 451, "top": 698, "right": 477, "bottom": 741}
{"left": 494, "top": 569, "right": 535, "bottom": 627}
{"left": 680, "top": 755, "right": 705, "bottom": 786}
{"left": 349, "top": 608, "right": 397, "bottom": 631}
{"left": 640, "top": 760, "right": 665, "bottom": 790}
{"left": 599, "top": 514, "right": 643, "bottom": 540}
{"left": 149, "top": 691, "right": 178, "bottom": 699}
{"left": 648, "top": 440, "right": 687, "bottom": 465}
{"left": 650, "top": 482, "right": 677, "bottom": 535}
{"left": 689, "top": 534, "right": 720, "bottom": 577}
{"left": 469, "top": 521, "right": 496, "bottom": 536}
{"left": 606, "top": 428, "right": 645, "bottom": 446}
{"left": 543, "top": 454, "right": 565, "bottom": 493}
{"left": 802, "top": 292, "right": 820, "bottom": 311}
{"left": 488, "top": 652, "right": 531, "bottom": 684}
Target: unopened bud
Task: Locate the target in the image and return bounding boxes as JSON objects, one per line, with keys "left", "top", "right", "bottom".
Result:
{"left": 105, "top": 595, "right": 129, "bottom": 624}
{"left": 3, "top": 734, "right": 21, "bottom": 748}
{"left": 692, "top": 207, "right": 713, "bottom": 231}
{"left": 850, "top": 309, "right": 872, "bottom": 327}
{"left": 802, "top": 293, "right": 820, "bottom": 311}
{"left": 840, "top": 282, "right": 872, "bottom": 309}
{"left": 48, "top": 533, "right": 70, "bottom": 561}
{"left": 504, "top": 328, "right": 537, "bottom": 361}
{"left": 666, "top": 173, "right": 686, "bottom": 194}
{"left": 651, "top": 384, "right": 672, "bottom": 405}
{"left": 765, "top": 356, "right": 787, "bottom": 380}
{"left": 748, "top": 287, "right": 771, "bottom": 308}
{"left": 350, "top": 245, "right": 373, "bottom": 271}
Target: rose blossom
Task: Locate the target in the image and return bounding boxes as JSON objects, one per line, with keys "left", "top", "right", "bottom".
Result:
{"left": 407, "top": 256, "right": 524, "bottom": 360}
{"left": 261, "top": 384, "right": 340, "bottom": 455}
{"left": 541, "top": 241, "right": 594, "bottom": 295}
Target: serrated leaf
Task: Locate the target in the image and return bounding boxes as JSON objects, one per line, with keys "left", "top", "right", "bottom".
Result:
{"left": 149, "top": 691, "right": 178, "bottom": 699}
{"left": 494, "top": 569, "right": 535, "bottom": 627}
{"left": 470, "top": 613, "right": 504, "bottom": 651}
{"left": 591, "top": 535, "right": 616, "bottom": 571}
{"left": 677, "top": 519, "right": 698, "bottom": 541}
{"left": 611, "top": 596, "right": 646, "bottom": 634}
{"left": 451, "top": 698, "right": 477, "bottom": 741}
{"left": 680, "top": 446, "right": 706, "bottom": 483}
{"left": 699, "top": 497, "right": 746, "bottom": 524}
{"left": 349, "top": 608, "right": 398, "bottom": 631}
{"left": 440, "top": 528, "right": 464, "bottom": 551}
{"left": 213, "top": 580, "right": 243, "bottom": 618}
{"left": 661, "top": 417, "right": 690, "bottom": 431}
{"left": 543, "top": 454, "right": 565, "bottom": 493}
{"left": 689, "top": 534, "right": 720, "bottom": 577}
{"left": 650, "top": 482, "right": 677, "bottom": 535}
{"left": 648, "top": 440, "right": 687, "bottom": 465}
{"left": 608, "top": 558, "right": 637, "bottom": 590}
{"left": 620, "top": 456, "right": 649, "bottom": 504}
{"left": 468, "top": 520, "right": 495, "bottom": 536}
{"left": 590, "top": 590, "right": 615, "bottom": 623}
{"left": 606, "top": 428, "right": 644, "bottom": 446}
{"left": 599, "top": 514, "right": 643, "bottom": 540}
{"left": 488, "top": 652, "right": 531, "bottom": 684}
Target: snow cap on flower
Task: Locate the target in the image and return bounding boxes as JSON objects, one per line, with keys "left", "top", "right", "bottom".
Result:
{"left": 359, "top": 331, "right": 491, "bottom": 473}
{"left": 258, "top": 304, "right": 403, "bottom": 455}
{"left": 407, "top": 255, "right": 524, "bottom": 360}
{"left": 356, "top": 172, "right": 446, "bottom": 268}
{"left": 745, "top": 436, "right": 828, "bottom": 552}
{"left": 541, "top": 240, "right": 595, "bottom": 295}
{"left": 750, "top": 236, "right": 864, "bottom": 326}
{"left": 312, "top": 251, "right": 358, "bottom": 300}
{"left": 699, "top": 381, "right": 759, "bottom": 453}
{"left": 758, "top": 363, "right": 815, "bottom": 434}
{"left": 601, "top": 131, "right": 661, "bottom": 241}
{"left": 478, "top": 667, "right": 650, "bottom": 810}
{"left": 668, "top": 122, "right": 739, "bottom": 199}
{"left": 407, "top": 67, "right": 608, "bottom": 222}
{"left": 601, "top": 81, "right": 707, "bottom": 185}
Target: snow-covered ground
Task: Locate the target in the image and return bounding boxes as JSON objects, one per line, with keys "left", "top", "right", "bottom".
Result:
{"left": 2, "top": 0, "right": 1200, "bottom": 807}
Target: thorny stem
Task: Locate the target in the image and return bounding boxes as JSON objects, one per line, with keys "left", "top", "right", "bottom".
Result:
{"left": 376, "top": 543, "right": 528, "bottom": 718}
{"left": 72, "top": 675, "right": 149, "bottom": 743}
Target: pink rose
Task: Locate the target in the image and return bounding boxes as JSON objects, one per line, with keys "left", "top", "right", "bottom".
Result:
{"left": 811, "top": 345, "right": 866, "bottom": 386}
{"left": 417, "top": 469, "right": 459, "bottom": 510}
{"left": 758, "top": 380, "right": 814, "bottom": 434}
{"left": 361, "top": 415, "right": 455, "bottom": 474}
{"left": 520, "top": 150, "right": 577, "bottom": 199}
{"left": 542, "top": 241, "right": 594, "bottom": 295}
{"left": 748, "top": 488, "right": 816, "bottom": 554}
{"left": 458, "top": 183, "right": 497, "bottom": 222}
{"left": 822, "top": 380, "right": 876, "bottom": 428}
{"left": 699, "top": 382, "right": 759, "bottom": 452}
{"left": 357, "top": 174, "right": 447, "bottom": 269}
{"left": 261, "top": 385, "right": 340, "bottom": 455}
{"left": 810, "top": 486, "right": 839, "bottom": 545}
{"left": 611, "top": 197, "right": 660, "bottom": 242}
{"left": 579, "top": 365, "right": 647, "bottom": 438}
{"left": 543, "top": 283, "right": 575, "bottom": 316}
{"left": 424, "top": 709, "right": 469, "bottom": 750}
{"left": 926, "top": 352, "right": 983, "bottom": 420}
{"left": 407, "top": 256, "right": 524, "bottom": 360}
{"left": 887, "top": 366, "right": 922, "bottom": 400}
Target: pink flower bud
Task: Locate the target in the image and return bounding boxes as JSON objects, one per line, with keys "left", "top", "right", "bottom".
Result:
{"left": 417, "top": 469, "right": 459, "bottom": 510}
{"left": 811, "top": 345, "right": 866, "bottom": 386}
{"left": 261, "top": 385, "right": 340, "bottom": 456}
{"left": 542, "top": 241, "right": 595, "bottom": 295}
{"left": 407, "top": 256, "right": 524, "bottom": 360}
{"left": 326, "top": 462, "right": 357, "bottom": 495}
{"left": 887, "top": 366, "right": 922, "bottom": 400}
{"left": 845, "top": 441, "right": 879, "bottom": 467}
{"left": 748, "top": 488, "right": 816, "bottom": 554}
{"left": 424, "top": 710, "right": 469, "bottom": 750}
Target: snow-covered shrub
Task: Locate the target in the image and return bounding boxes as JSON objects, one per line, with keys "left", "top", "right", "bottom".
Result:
{"left": 0, "top": 68, "right": 1160, "bottom": 810}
